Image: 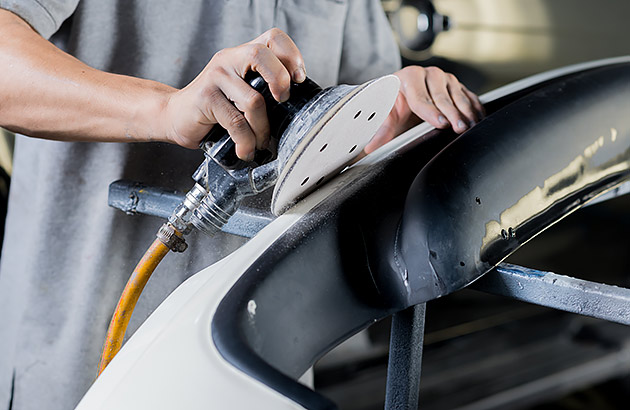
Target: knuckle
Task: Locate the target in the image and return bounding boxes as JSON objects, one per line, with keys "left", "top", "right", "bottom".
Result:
{"left": 425, "top": 66, "right": 441, "bottom": 76}
{"left": 229, "top": 112, "right": 248, "bottom": 131}
{"left": 435, "top": 94, "right": 452, "bottom": 105}
{"left": 248, "top": 43, "right": 268, "bottom": 61}
{"left": 244, "top": 92, "right": 265, "bottom": 111}
{"left": 266, "top": 27, "right": 286, "bottom": 41}
{"left": 267, "top": 70, "right": 290, "bottom": 91}
{"left": 203, "top": 86, "right": 224, "bottom": 103}
{"left": 212, "top": 49, "right": 225, "bottom": 60}
{"left": 407, "top": 65, "right": 425, "bottom": 76}
{"left": 454, "top": 91, "right": 468, "bottom": 102}
{"left": 212, "top": 48, "right": 231, "bottom": 63}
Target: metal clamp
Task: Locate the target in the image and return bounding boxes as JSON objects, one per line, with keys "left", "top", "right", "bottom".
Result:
{"left": 156, "top": 223, "right": 188, "bottom": 253}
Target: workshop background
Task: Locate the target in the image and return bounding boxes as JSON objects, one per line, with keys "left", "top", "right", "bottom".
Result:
{"left": 1, "top": 0, "right": 629, "bottom": 409}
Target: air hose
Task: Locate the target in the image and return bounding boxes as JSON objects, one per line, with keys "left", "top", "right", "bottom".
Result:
{"left": 97, "top": 73, "right": 324, "bottom": 375}
{"left": 98, "top": 223, "right": 185, "bottom": 375}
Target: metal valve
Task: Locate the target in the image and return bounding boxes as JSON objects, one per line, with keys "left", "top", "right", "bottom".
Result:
{"left": 168, "top": 72, "right": 324, "bottom": 237}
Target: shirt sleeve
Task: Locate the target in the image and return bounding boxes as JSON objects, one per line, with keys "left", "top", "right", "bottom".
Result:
{"left": 338, "top": 0, "right": 402, "bottom": 84}
{"left": 0, "top": 0, "right": 80, "bottom": 39}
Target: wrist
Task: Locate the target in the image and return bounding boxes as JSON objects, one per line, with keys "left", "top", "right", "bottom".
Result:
{"left": 134, "top": 81, "right": 177, "bottom": 144}
{"left": 157, "top": 88, "right": 209, "bottom": 149}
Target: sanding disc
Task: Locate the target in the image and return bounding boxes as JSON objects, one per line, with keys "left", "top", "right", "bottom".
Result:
{"left": 271, "top": 75, "right": 400, "bottom": 215}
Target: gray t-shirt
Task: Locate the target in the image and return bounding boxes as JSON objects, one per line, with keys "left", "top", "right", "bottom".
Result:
{"left": 0, "top": 1, "right": 400, "bottom": 409}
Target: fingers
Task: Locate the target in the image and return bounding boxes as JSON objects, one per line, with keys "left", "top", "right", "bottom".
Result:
{"left": 463, "top": 86, "right": 485, "bottom": 117}
{"left": 425, "top": 68, "right": 474, "bottom": 133}
{"left": 254, "top": 28, "right": 306, "bottom": 83}
{"left": 445, "top": 76, "right": 485, "bottom": 127}
{"left": 204, "top": 87, "right": 257, "bottom": 160}
{"left": 397, "top": 66, "right": 485, "bottom": 135}
{"left": 400, "top": 68, "right": 451, "bottom": 130}
{"left": 177, "top": 28, "right": 306, "bottom": 160}
{"left": 217, "top": 70, "right": 270, "bottom": 150}
{"left": 249, "top": 28, "right": 306, "bottom": 102}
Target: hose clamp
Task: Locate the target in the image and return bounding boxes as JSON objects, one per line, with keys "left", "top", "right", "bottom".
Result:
{"left": 156, "top": 223, "right": 188, "bottom": 253}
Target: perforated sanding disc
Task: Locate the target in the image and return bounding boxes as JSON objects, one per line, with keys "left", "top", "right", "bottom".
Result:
{"left": 271, "top": 75, "right": 400, "bottom": 215}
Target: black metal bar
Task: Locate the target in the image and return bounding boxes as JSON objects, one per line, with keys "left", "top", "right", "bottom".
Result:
{"left": 108, "top": 180, "right": 274, "bottom": 238}
{"left": 471, "top": 263, "right": 630, "bottom": 325}
{"left": 108, "top": 179, "right": 183, "bottom": 220}
{"left": 222, "top": 207, "right": 275, "bottom": 238}
{"left": 385, "top": 303, "right": 426, "bottom": 410}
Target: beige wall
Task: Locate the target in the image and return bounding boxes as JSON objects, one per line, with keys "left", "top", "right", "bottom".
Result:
{"left": 401, "top": 0, "right": 630, "bottom": 90}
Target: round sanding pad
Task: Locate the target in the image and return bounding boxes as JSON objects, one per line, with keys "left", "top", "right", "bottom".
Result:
{"left": 271, "top": 75, "right": 400, "bottom": 215}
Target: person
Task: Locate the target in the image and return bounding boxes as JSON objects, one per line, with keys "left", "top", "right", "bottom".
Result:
{"left": 0, "top": 1, "right": 484, "bottom": 409}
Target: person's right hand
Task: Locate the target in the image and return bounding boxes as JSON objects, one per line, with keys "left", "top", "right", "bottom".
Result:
{"left": 163, "top": 28, "right": 307, "bottom": 160}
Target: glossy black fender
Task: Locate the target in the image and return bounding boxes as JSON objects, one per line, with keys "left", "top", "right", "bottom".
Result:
{"left": 392, "top": 63, "right": 630, "bottom": 306}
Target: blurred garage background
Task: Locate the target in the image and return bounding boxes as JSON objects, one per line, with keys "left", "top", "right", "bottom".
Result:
{"left": 383, "top": 0, "right": 630, "bottom": 92}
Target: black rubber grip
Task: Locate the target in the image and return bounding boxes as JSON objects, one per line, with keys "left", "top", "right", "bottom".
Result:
{"left": 200, "top": 71, "right": 322, "bottom": 169}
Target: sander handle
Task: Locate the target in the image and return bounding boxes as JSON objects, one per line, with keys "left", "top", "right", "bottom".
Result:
{"left": 200, "top": 71, "right": 323, "bottom": 170}
{"left": 200, "top": 72, "right": 271, "bottom": 169}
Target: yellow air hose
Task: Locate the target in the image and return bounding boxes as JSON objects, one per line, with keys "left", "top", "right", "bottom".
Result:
{"left": 97, "top": 224, "right": 182, "bottom": 375}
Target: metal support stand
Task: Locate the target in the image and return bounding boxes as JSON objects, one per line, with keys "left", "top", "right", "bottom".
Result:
{"left": 472, "top": 263, "right": 630, "bottom": 325}
{"left": 108, "top": 180, "right": 274, "bottom": 238}
{"left": 385, "top": 303, "right": 426, "bottom": 410}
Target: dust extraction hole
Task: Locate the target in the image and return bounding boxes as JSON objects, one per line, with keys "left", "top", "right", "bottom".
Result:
{"left": 368, "top": 112, "right": 376, "bottom": 121}
{"left": 354, "top": 111, "right": 361, "bottom": 119}
{"left": 301, "top": 177, "right": 309, "bottom": 186}
{"left": 348, "top": 145, "right": 357, "bottom": 154}
{"left": 320, "top": 144, "right": 328, "bottom": 152}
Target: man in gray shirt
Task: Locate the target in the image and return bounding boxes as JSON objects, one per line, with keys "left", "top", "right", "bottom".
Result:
{"left": 0, "top": 1, "right": 483, "bottom": 409}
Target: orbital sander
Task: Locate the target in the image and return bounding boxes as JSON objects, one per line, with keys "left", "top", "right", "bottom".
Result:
{"left": 168, "top": 71, "right": 400, "bottom": 245}
{"left": 98, "top": 72, "right": 400, "bottom": 373}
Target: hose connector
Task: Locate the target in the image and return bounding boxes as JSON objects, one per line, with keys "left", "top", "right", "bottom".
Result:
{"left": 156, "top": 223, "right": 187, "bottom": 253}
{"left": 168, "top": 183, "right": 207, "bottom": 234}
{"left": 190, "top": 187, "right": 238, "bottom": 236}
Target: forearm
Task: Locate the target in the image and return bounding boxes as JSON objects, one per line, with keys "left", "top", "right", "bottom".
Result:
{"left": 0, "top": 9, "right": 175, "bottom": 144}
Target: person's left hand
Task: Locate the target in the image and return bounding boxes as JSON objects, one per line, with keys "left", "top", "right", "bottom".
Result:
{"left": 364, "top": 65, "right": 485, "bottom": 154}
